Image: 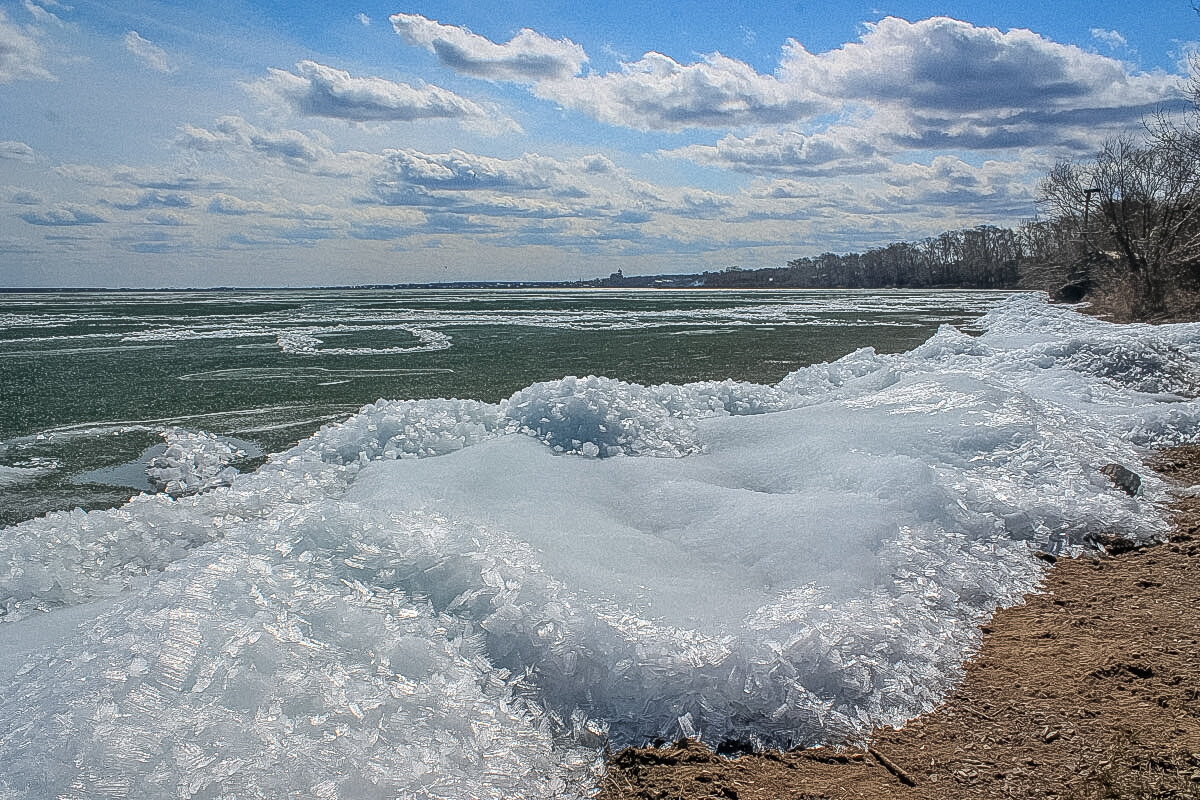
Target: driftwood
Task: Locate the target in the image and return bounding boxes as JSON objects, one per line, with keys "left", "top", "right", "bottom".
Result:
{"left": 869, "top": 746, "right": 917, "bottom": 787}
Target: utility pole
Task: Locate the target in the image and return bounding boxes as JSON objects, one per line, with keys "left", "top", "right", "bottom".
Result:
{"left": 1082, "top": 187, "right": 1100, "bottom": 247}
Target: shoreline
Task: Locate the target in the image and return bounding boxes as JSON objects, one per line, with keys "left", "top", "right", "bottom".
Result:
{"left": 598, "top": 447, "right": 1200, "bottom": 799}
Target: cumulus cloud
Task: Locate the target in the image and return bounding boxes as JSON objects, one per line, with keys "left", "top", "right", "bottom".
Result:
{"left": 663, "top": 126, "right": 887, "bottom": 177}
{"left": 356, "top": 13, "right": 370, "bottom": 26}
{"left": 229, "top": 123, "right": 328, "bottom": 167}
{"left": 124, "top": 30, "right": 172, "bottom": 73}
{"left": 391, "top": 13, "right": 586, "bottom": 81}
{"left": 648, "top": 16, "right": 1186, "bottom": 180}
{"left": 176, "top": 116, "right": 373, "bottom": 176}
{"left": 676, "top": 189, "right": 735, "bottom": 218}
{"left": 0, "top": 9, "right": 51, "bottom": 82}
{"left": 781, "top": 17, "right": 1180, "bottom": 117}
{"left": 207, "top": 193, "right": 268, "bottom": 216}
{"left": 20, "top": 204, "right": 108, "bottom": 226}
{"left": 878, "top": 155, "right": 1037, "bottom": 215}
{"left": 109, "top": 190, "right": 194, "bottom": 210}
{"left": 247, "top": 60, "right": 496, "bottom": 124}
{"left": 375, "top": 148, "right": 563, "bottom": 193}
{"left": 534, "top": 51, "right": 825, "bottom": 132}
{"left": 0, "top": 140, "right": 35, "bottom": 161}
{"left": 390, "top": 14, "right": 820, "bottom": 131}
{"left": 4, "top": 186, "right": 42, "bottom": 204}
{"left": 393, "top": 13, "right": 1182, "bottom": 147}
{"left": 145, "top": 211, "right": 187, "bottom": 226}
{"left": 363, "top": 145, "right": 758, "bottom": 237}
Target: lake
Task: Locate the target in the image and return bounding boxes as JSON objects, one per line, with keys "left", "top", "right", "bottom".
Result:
{"left": 0, "top": 288, "right": 1010, "bottom": 525}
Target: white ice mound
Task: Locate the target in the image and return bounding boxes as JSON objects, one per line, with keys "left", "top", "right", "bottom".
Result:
{"left": 1, "top": 294, "right": 1197, "bottom": 798}
{"left": 146, "top": 427, "right": 243, "bottom": 495}
{"left": 0, "top": 525, "right": 601, "bottom": 799}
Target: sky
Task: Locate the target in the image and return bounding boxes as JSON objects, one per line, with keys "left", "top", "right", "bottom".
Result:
{"left": 0, "top": 0, "right": 1195, "bottom": 287}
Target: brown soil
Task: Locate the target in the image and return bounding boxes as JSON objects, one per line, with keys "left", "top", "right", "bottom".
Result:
{"left": 598, "top": 447, "right": 1200, "bottom": 800}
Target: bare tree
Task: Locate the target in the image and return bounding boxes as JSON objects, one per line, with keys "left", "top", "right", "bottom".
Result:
{"left": 1039, "top": 125, "right": 1200, "bottom": 316}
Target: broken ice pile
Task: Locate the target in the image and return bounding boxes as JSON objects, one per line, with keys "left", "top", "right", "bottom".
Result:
{"left": 1, "top": 294, "right": 1198, "bottom": 799}
{"left": 146, "top": 427, "right": 243, "bottom": 495}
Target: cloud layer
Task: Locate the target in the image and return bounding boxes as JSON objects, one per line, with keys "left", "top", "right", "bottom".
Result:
{"left": 1, "top": 7, "right": 1190, "bottom": 285}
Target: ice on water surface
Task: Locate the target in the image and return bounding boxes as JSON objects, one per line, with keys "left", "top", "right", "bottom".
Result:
{"left": 146, "top": 427, "right": 245, "bottom": 495}
{"left": 1, "top": 295, "right": 1198, "bottom": 798}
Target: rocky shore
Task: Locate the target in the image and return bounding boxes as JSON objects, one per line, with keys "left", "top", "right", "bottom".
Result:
{"left": 598, "top": 446, "right": 1200, "bottom": 800}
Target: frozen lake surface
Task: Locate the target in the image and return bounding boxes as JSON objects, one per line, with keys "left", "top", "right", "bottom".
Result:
{"left": 1, "top": 293, "right": 1197, "bottom": 798}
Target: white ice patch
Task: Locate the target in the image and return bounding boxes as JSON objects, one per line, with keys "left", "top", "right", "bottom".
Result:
{"left": 274, "top": 324, "right": 452, "bottom": 355}
{"left": 0, "top": 462, "right": 55, "bottom": 487}
{"left": 0, "top": 295, "right": 1196, "bottom": 797}
{"left": 146, "top": 427, "right": 244, "bottom": 495}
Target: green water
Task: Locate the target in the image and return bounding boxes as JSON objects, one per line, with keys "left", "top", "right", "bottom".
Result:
{"left": 0, "top": 288, "right": 1014, "bottom": 525}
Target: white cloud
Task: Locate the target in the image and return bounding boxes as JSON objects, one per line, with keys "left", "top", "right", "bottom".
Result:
{"left": 202, "top": 192, "right": 339, "bottom": 222}
{"left": 877, "top": 155, "right": 1037, "bottom": 215}
{"left": 144, "top": 211, "right": 187, "bottom": 226}
{"left": 108, "top": 189, "right": 194, "bottom": 210}
{"left": 23, "top": 0, "right": 64, "bottom": 26}
{"left": 206, "top": 193, "right": 270, "bottom": 216}
{"left": 390, "top": 14, "right": 821, "bottom": 132}
{"left": 176, "top": 116, "right": 376, "bottom": 176}
{"left": 1090, "top": 28, "right": 1128, "bottom": 50}
{"left": 54, "top": 163, "right": 230, "bottom": 191}
{"left": 780, "top": 17, "right": 1179, "bottom": 118}
{"left": 393, "top": 13, "right": 1183, "bottom": 145}
{"left": 374, "top": 148, "right": 563, "bottom": 193}
{"left": 0, "top": 9, "right": 52, "bottom": 82}
{"left": 3, "top": 185, "right": 42, "bottom": 204}
{"left": 20, "top": 203, "right": 108, "bottom": 226}
{"left": 652, "top": 16, "right": 1186, "bottom": 180}
{"left": 246, "top": 60, "right": 498, "bottom": 125}
{"left": 364, "top": 145, "right": 766, "bottom": 238}
{"left": 356, "top": 13, "right": 370, "bottom": 26}
{"left": 663, "top": 125, "right": 886, "bottom": 176}
{"left": 124, "top": 30, "right": 172, "bottom": 73}
{"left": 534, "top": 51, "right": 825, "bottom": 132}
{"left": 390, "top": 13, "right": 586, "bottom": 82}
{"left": 0, "top": 140, "right": 36, "bottom": 162}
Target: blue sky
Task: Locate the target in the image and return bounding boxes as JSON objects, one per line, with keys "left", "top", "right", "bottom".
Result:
{"left": 0, "top": 0, "right": 1194, "bottom": 287}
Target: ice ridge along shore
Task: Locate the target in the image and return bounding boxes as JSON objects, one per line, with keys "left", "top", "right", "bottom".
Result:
{"left": 1, "top": 294, "right": 1198, "bottom": 799}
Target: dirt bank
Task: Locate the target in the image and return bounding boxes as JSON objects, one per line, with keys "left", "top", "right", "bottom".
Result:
{"left": 598, "top": 447, "right": 1200, "bottom": 800}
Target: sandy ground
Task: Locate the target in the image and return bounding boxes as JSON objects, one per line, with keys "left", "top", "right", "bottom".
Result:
{"left": 597, "top": 446, "right": 1200, "bottom": 800}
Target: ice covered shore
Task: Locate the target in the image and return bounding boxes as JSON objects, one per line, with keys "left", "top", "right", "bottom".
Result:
{"left": 1, "top": 295, "right": 1198, "bottom": 799}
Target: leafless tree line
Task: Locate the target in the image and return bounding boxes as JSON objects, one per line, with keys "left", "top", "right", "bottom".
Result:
{"left": 709, "top": 75, "right": 1200, "bottom": 317}
{"left": 1037, "top": 88, "right": 1200, "bottom": 316}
